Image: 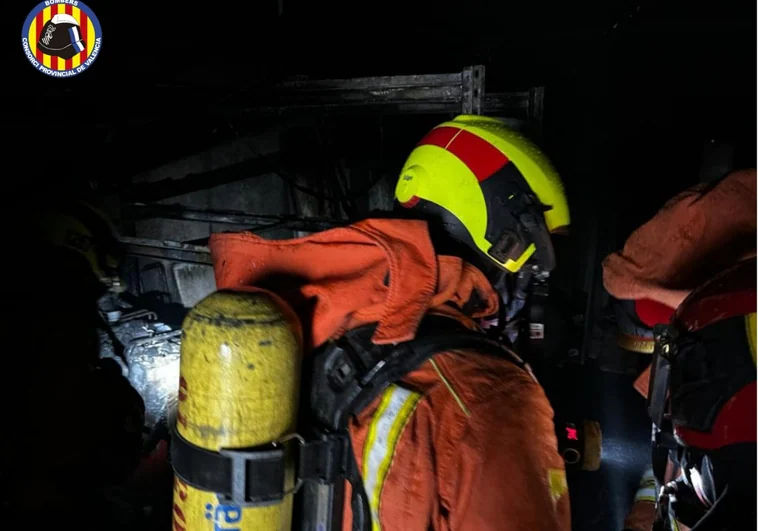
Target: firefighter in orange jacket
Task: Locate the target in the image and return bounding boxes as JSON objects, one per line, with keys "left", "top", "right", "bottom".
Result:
{"left": 207, "top": 115, "right": 572, "bottom": 530}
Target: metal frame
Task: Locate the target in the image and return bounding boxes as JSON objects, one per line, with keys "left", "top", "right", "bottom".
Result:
{"left": 461, "top": 66, "right": 485, "bottom": 115}
{"left": 120, "top": 236, "right": 212, "bottom": 265}
{"left": 122, "top": 66, "right": 547, "bottom": 264}
{"left": 125, "top": 154, "right": 280, "bottom": 203}
{"left": 211, "top": 65, "right": 488, "bottom": 117}
{"left": 124, "top": 203, "right": 346, "bottom": 233}
{"left": 120, "top": 203, "right": 348, "bottom": 264}
{"left": 211, "top": 64, "right": 542, "bottom": 121}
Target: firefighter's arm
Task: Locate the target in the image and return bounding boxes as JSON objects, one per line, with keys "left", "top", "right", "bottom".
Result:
{"left": 440, "top": 374, "right": 571, "bottom": 531}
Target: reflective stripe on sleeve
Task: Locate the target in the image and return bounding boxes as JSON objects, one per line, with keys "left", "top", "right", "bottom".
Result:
{"left": 362, "top": 384, "right": 422, "bottom": 531}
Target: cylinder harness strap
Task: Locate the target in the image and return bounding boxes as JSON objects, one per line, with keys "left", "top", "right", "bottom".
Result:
{"left": 171, "top": 315, "right": 529, "bottom": 530}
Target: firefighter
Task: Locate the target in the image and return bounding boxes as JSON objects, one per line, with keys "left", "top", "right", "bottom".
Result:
{"left": 628, "top": 258, "right": 756, "bottom": 531}
{"left": 600, "top": 169, "right": 757, "bottom": 530}
{"left": 193, "top": 115, "right": 572, "bottom": 530}
{"left": 1, "top": 201, "right": 144, "bottom": 529}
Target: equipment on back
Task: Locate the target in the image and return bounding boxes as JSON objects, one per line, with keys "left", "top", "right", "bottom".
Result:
{"left": 648, "top": 258, "right": 756, "bottom": 531}
{"left": 395, "top": 115, "right": 569, "bottom": 273}
{"left": 171, "top": 290, "right": 302, "bottom": 530}
{"left": 170, "top": 297, "right": 529, "bottom": 531}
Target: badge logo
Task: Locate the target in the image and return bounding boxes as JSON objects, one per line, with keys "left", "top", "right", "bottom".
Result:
{"left": 21, "top": 0, "right": 102, "bottom": 78}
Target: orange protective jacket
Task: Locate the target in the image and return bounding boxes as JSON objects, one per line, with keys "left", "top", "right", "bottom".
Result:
{"left": 603, "top": 169, "right": 756, "bottom": 397}
{"left": 209, "top": 218, "right": 571, "bottom": 531}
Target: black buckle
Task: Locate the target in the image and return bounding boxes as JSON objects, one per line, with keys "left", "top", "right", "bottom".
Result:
{"left": 653, "top": 485, "right": 674, "bottom": 531}
{"left": 298, "top": 431, "right": 352, "bottom": 485}
{"left": 487, "top": 229, "right": 524, "bottom": 263}
{"left": 171, "top": 430, "right": 288, "bottom": 507}
{"left": 171, "top": 430, "right": 355, "bottom": 507}
{"left": 649, "top": 325, "right": 674, "bottom": 426}
{"left": 309, "top": 328, "right": 394, "bottom": 431}
{"left": 219, "top": 446, "right": 288, "bottom": 507}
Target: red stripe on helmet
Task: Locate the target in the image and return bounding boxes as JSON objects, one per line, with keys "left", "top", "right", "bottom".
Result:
{"left": 418, "top": 126, "right": 508, "bottom": 182}
{"left": 399, "top": 195, "right": 420, "bottom": 208}
{"left": 417, "top": 126, "right": 459, "bottom": 149}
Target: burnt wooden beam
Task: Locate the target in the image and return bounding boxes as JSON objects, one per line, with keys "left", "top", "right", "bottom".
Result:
{"left": 125, "top": 153, "right": 280, "bottom": 202}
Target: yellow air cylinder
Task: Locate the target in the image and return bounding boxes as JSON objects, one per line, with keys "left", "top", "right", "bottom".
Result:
{"left": 172, "top": 289, "right": 302, "bottom": 531}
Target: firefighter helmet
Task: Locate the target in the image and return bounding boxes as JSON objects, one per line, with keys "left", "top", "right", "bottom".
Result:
{"left": 34, "top": 201, "right": 125, "bottom": 293}
{"left": 395, "top": 115, "right": 569, "bottom": 273}
{"left": 37, "top": 14, "right": 87, "bottom": 60}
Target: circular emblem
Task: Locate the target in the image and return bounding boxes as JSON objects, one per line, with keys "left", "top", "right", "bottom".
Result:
{"left": 21, "top": 0, "right": 102, "bottom": 78}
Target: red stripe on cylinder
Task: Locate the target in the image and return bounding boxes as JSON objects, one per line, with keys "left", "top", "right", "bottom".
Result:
{"left": 447, "top": 129, "right": 509, "bottom": 182}
{"left": 173, "top": 503, "right": 186, "bottom": 522}
{"left": 35, "top": 11, "right": 44, "bottom": 62}
{"left": 64, "top": 5, "right": 73, "bottom": 70}
{"left": 417, "top": 126, "right": 459, "bottom": 149}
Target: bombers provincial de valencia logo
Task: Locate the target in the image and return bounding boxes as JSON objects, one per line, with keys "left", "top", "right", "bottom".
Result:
{"left": 21, "top": 0, "right": 102, "bottom": 77}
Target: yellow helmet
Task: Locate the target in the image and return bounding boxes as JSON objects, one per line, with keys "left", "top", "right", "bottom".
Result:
{"left": 34, "top": 201, "right": 126, "bottom": 292}
{"left": 395, "top": 115, "right": 569, "bottom": 273}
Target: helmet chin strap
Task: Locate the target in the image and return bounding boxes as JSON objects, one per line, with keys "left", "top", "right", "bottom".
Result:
{"left": 483, "top": 286, "right": 509, "bottom": 341}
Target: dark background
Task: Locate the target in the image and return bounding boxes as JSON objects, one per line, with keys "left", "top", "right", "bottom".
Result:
{"left": 1, "top": 1, "right": 755, "bottom": 529}
{"left": 3, "top": 0, "right": 755, "bottom": 268}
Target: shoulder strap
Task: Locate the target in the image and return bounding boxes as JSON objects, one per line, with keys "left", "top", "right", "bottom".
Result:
{"left": 171, "top": 315, "right": 528, "bottom": 531}
{"left": 307, "top": 315, "right": 529, "bottom": 432}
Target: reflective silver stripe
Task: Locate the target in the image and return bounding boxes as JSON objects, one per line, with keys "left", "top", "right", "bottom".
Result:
{"left": 362, "top": 385, "right": 422, "bottom": 531}
{"left": 634, "top": 487, "right": 657, "bottom": 503}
